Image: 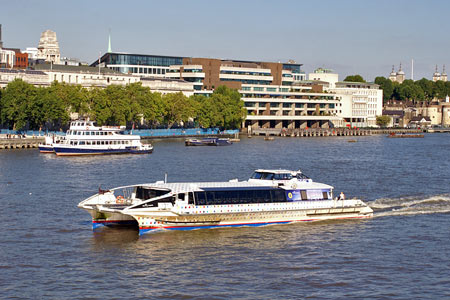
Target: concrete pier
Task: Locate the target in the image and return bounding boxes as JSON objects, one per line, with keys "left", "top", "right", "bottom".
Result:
{"left": 0, "top": 137, "right": 44, "bottom": 149}
{"left": 253, "top": 128, "right": 372, "bottom": 137}
{"left": 251, "top": 128, "right": 423, "bottom": 138}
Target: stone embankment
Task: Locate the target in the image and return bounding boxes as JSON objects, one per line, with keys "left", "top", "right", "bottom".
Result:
{"left": 251, "top": 128, "right": 424, "bottom": 137}
{"left": 0, "top": 137, "right": 44, "bottom": 149}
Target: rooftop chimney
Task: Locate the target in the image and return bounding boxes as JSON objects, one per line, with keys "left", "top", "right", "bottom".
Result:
{"left": 0, "top": 24, "right": 3, "bottom": 48}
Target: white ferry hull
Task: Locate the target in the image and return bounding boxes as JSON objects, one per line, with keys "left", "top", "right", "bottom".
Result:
{"left": 54, "top": 146, "right": 130, "bottom": 156}
{"left": 134, "top": 205, "right": 373, "bottom": 235}
{"left": 53, "top": 145, "right": 153, "bottom": 156}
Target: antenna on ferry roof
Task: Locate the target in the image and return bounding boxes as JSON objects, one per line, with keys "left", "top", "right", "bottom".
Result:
{"left": 164, "top": 173, "right": 168, "bottom": 183}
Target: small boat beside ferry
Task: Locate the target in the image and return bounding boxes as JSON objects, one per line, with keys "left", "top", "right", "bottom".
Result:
{"left": 38, "top": 134, "right": 65, "bottom": 153}
{"left": 50, "top": 120, "right": 152, "bottom": 156}
{"left": 78, "top": 169, "right": 373, "bottom": 235}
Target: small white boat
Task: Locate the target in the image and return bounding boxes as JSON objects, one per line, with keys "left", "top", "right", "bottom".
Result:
{"left": 51, "top": 120, "right": 153, "bottom": 156}
{"left": 78, "top": 169, "right": 373, "bottom": 235}
{"left": 38, "top": 134, "right": 65, "bottom": 153}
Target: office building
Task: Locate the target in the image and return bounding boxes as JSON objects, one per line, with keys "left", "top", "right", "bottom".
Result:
{"left": 308, "top": 68, "right": 383, "bottom": 127}
{"left": 92, "top": 52, "right": 184, "bottom": 77}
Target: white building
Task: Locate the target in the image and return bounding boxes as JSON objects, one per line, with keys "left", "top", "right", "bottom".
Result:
{"left": 308, "top": 68, "right": 383, "bottom": 127}
{"left": 23, "top": 47, "right": 38, "bottom": 60}
{"left": 308, "top": 68, "right": 339, "bottom": 88}
{"left": 0, "top": 64, "right": 194, "bottom": 96}
{"left": 331, "top": 82, "right": 382, "bottom": 127}
{"left": 241, "top": 83, "right": 341, "bottom": 130}
{"left": 0, "top": 69, "right": 49, "bottom": 87}
{"left": 37, "top": 30, "right": 61, "bottom": 64}
{"left": 140, "top": 77, "right": 194, "bottom": 96}
{"left": 0, "top": 48, "right": 15, "bottom": 68}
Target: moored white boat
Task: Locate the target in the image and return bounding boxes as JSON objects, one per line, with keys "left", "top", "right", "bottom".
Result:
{"left": 52, "top": 120, "right": 153, "bottom": 156}
{"left": 78, "top": 169, "right": 373, "bottom": 235}
{"left": 38, "top": 134, "right": 65, "bottom": 153}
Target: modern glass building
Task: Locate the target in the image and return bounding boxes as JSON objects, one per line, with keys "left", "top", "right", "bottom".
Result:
{"left": 91, "top": 52, "right": 185, "bottom": 77}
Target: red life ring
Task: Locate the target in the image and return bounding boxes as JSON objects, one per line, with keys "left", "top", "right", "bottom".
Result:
{"left": 116, "top": 195, "right": 125, "bottom": 204}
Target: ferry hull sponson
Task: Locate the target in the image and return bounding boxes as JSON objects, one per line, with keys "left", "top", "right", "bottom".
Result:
{"left": 78, "top": 169, "right": 373, "bottom": 235}
{"left": 133, "top": 200, "right": 373, "bottom": 235}
{"left": 78, "top": 190, "right": 138, "bottom": 229}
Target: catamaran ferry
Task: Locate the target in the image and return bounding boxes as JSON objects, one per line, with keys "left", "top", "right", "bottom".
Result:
{"left": 78, "top": 169, "right": 373, "bottom": 235}
{"left": 51, "top": 120, "right": 152, "bottom": 155}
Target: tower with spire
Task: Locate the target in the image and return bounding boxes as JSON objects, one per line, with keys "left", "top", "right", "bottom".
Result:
{"left": 388, "top": 64, "right": 405, "bottom": 83}
{"left": 396, "top": 63, "right": 405, "bottom": 83}
{"left": 433, "top": 65, "right": 441, "bottom": 82}
{"left": 388, "top": 65, "right": 397, "bottom": 82}
{"left": 441, "top": 65, "right": 447, "bottom": 82}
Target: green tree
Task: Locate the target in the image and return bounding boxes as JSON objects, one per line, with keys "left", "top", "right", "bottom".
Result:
{"left": 433, "top": 80, "right": 447, "bottom": 100}
{"left": 343, "top": 75, "right": 366, "bottom": 83}
{"left": 103, "top": 85, "right": 130, "bottom": 125}
{"left": 396, "top": 80, "right": 424, "bottom": 101}
{"left": 125, "top": 82, "right": 164, "bottom": 127}
{"left": 212, "top": 86, "right": 247, "bottom": 129}
{"left": 376, "top": 115, "right": 391, "bottom": 128}
{"left": 38, "top": 85, "right": 71, "bottom": 130}
{"left": 192, "top": 94, "right": 222, "bottom": 128}
{"left": 89, "top": 87, "right": 111, "bottom": 126}
{"left": 162, "top": 92, "right": 194, "bottom": 128}
{"left": 374, "top": 76, "right": 394, "bottom": 102}
{"left": 416, "top": 78, "right": 433, "bottom": 101}
{"left": 0, "top": 79, "right": 38, "bottom": 130}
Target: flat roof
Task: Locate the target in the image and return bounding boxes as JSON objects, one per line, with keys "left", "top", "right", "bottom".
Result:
{"left": 140, "top": 76, "right": 189, "bottom": 83}
{"left": 0, "top": 68, "right": 46, "bottom": 75}
{"left": 92, "top": 52, "right": 303, "bottom": 68}
{"left": 34, "top": 63, "right": 122, "bottom": 75}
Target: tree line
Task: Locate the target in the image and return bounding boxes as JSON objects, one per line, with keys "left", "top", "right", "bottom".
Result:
{"left": 375, "top": 77, "right": 450, "bottom": 103}
{"left": 345, "top": 74, "right": 450, "bottom": 103}
{"left": 0, "top": 79, "right": 247, "bottom": 131}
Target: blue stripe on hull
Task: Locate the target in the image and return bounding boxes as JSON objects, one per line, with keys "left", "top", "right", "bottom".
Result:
{"left": 39, "top": 146, "right": 54, "bottom": 153}
{"left": 54, "top": 147, "right": 130, "bottom": 155}
{"left": 139, "top": 220, "right": 293, "bottom": 235}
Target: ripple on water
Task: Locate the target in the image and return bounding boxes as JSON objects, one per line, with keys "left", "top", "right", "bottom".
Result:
{"left": 1, "top": 137, "right": 450, "bottom": 299}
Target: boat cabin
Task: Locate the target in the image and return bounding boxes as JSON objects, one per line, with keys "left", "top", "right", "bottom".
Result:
{"left": 130, "top": 182, "right": 333, "bottom": 209}
{"left": 250, "top": 170, "right": 310, "bottom": 181}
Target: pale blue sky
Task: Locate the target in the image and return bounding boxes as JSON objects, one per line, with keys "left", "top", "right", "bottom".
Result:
{"left": 1, "top": 0, "right": 449, "bottom": 81}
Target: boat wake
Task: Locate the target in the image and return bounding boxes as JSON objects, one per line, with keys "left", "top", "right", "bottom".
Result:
{"left": 370, "top": 193, "right": 450, "bottom": 217}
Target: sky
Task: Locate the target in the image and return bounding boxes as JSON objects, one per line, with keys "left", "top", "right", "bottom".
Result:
{"left": 1, "top": 0, "right": 449, "bottom": 82}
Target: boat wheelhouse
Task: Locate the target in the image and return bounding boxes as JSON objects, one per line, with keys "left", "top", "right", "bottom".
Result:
{"left": 78, "top": 169, "right": 373, "bottom": 235}
{"left": 52, "top": 120, "right": 153, "bottom": 156}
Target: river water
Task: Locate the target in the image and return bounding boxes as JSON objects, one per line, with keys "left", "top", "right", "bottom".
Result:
{"left": 1, "top": 134, "right": 449, "bottom": 299}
